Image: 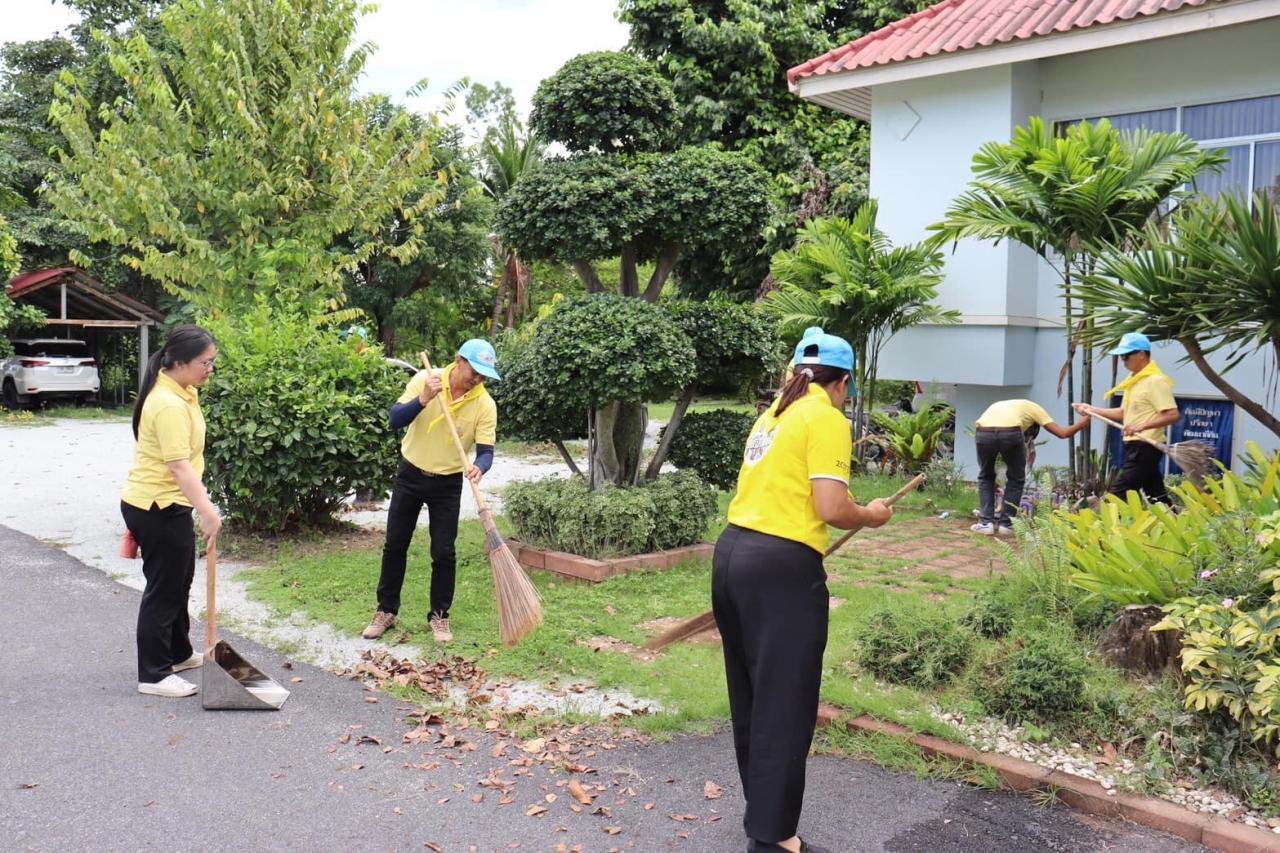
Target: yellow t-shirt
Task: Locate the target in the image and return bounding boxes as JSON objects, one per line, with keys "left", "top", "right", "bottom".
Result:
{"left": 398, "top": 364, "right": 497, "bottom": 474}
{"left": 1122, "top": 373, "right": 1177, "bottom": 443}
{"left": 975, "top": 399, "right": 1055, "bottom": 431}
{"left": 121, "top": 371, "right": 206, "bottom": 510}
{"left": 726, "top": 384, "right": 853, "bottom": 554}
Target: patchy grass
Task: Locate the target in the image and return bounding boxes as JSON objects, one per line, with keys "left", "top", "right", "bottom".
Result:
{"left": 647, "top": 396, "right": 758, "bottom": 424}
{"left": 3, "top": 403, "right": 132, "bottom": 423}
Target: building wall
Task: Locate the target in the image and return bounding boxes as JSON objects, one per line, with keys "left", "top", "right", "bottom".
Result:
{"left": 868, "top": 20, "right": 1280, "bottom": 474}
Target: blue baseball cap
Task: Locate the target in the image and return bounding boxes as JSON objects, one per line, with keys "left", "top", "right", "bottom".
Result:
{"left": 1109, "top": 332, "right": 1152, "bottom": 357}
{"left": 458, "top": 339, "right": 501, "bottom": 380}
{"left": 792, "top": 326, "right": 855, "bottom": 373}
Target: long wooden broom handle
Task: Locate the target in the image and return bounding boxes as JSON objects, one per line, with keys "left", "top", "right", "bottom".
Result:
{"left": 419, "top": 353, "right": 489, "bottom": 511}
{"left": 825, "top": 473, "right": 925, "bottom": 556}
{"left": 205, "top": 537, "right": 217, "bottom": 652}
{"left": 1084, "top": 409, "right": 1166, "bottom": 451}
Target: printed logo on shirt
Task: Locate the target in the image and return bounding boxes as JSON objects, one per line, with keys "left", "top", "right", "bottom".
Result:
{"left": 743, "top": 426, "right": 777, "bottom": 467}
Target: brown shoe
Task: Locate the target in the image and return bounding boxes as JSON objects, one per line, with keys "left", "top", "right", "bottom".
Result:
{"left": 429, "top": 613, "right": 453, "bottom": 643}
{"left": 362, "top": 610, "right": 397, "bottom": 639}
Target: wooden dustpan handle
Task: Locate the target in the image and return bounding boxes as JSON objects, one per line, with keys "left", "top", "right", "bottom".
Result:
{"left": 205, "top": 538, "right": 217, "bottom": 652}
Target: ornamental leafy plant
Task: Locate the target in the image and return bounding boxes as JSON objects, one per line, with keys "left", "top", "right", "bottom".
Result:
{"left": 47, "top": 0, "right": 443, "bottom": 315}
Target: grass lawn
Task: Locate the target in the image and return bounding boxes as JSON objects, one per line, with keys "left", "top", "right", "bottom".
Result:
{"left": 1, "top": 403, "right": 131, "bottom": 426}
{"left": 647, "top": 396, "right": 758, "bottom": 423}
{"left": 238, "top": 473, "right": 992, "bottom": 739}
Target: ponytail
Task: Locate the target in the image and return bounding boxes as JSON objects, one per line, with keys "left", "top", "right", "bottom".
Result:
{"left": 132, "top": 324, "right": 217, "bottom": 438}
{"left": 775, "top": 364, "right": 850, "bottom": 416}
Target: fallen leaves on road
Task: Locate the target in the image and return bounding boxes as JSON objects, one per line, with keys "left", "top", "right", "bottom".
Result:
{"left": 568, "top": 778, "right": 594, "bottom": 805}
{"left": 703, "top": 780, "right": 722, "bottom": 800}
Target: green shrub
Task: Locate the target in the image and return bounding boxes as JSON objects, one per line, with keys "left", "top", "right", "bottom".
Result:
{"left": 664, "top": 408, "right": 754, "bottom": 490}
{"left": 922, "top": 458, "right": 967, "bottom": 501}
{"left": 504, "top": 472, "right": 716, "bottom": 558}
{"left": 855, "top": 600, "right": 972, "bottom": 688}
{"left": 964, "top": 588, "right": 1016, "bottom": 639}
{"left": 970, "top": 622, "right": 1090, "bottom": 722}
{"left": 870, "top": 406, "right": 951, "bottom": 474}
{"left": 202, "top": 307, "right": 403, "bottom": 532}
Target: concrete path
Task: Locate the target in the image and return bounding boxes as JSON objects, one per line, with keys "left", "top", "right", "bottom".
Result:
{"left": 2, "top": 525, "right": 1200, "bottom": 852}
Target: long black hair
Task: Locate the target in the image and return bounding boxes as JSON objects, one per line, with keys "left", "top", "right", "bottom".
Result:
{"left": 133, "top": 324, "right": 217, "bottom": 438}
{"left": 775, "top": 362, "right": 851, "bottom": 416}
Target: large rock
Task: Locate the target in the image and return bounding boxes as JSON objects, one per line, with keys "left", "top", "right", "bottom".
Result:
{"left": 1099, "top": 604, "right": 1181, "bottom": 674}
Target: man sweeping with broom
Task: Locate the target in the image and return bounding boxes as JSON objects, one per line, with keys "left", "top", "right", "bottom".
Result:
{"left": 714, "top": 328, "right": 892, "bottom": 853}
{"left": 363, "top": 339, "right": 499, "bottom": 644}
{"left": 1075, "top": 332, "right": 1182, "bottom": 504}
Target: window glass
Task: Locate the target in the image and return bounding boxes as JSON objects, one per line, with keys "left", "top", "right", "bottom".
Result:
{"left": 1184, "top": 95, "right": 1280, "bottom": 141}
{"left": 1193, "top": 145, "right": 1251, "bottom": 199}
{"left": 1255, "top": 141, "right": 1280, "bottom": 204}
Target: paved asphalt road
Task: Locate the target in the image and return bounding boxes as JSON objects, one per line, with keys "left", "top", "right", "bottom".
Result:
{"left": 1, "top": 525, "right": 1200, "bottom": 852}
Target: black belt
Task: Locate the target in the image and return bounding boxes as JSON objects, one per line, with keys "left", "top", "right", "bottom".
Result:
{"left": 401, "top": 459, "right": 461, "bottom": 478}
{"left": 976, "top": 426, "right": 1024, "bottom": 432}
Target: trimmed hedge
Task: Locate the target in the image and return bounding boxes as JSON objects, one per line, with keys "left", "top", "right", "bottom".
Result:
{"left": 665, "top": 408, "right": 755, "bottom": 490}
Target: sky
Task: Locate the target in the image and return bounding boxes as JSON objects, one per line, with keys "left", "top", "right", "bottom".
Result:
{"left": 1, "top": 0, "right": 631, "bottom": 118}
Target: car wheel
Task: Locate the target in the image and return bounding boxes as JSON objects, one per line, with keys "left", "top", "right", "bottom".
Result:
{"left": 2, "top": 380, "right": 24, "bottom": 410}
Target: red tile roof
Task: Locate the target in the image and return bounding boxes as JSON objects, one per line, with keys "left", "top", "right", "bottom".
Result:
{"left": 7, "top": 267, "right": 78, "bottom": 297}
{"left": 789, "top": 0, "right": 1223, "bottom": 85}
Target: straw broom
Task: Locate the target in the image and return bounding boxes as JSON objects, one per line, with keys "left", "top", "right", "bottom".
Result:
{"left": 644, "top": 474, "right": 926, "bottom": 652}
{"left": 1088, "top": 410, "right": 1215, "bottom": 487}
{"left": 420, "top": 353, "right": 542, "bottom": 646}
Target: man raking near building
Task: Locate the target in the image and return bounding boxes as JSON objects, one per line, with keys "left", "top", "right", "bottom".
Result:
{"left": 1075, "top": 332, "right": 1198, "bottom": 502}
{"left": 713, "top": 328, "right": 893, "bottom": 853}
{"left": 363, "top": 339, "right": 499, "bottom": 643}
{"left": 970, "top": 399, "right": 1090, "bottom": 534}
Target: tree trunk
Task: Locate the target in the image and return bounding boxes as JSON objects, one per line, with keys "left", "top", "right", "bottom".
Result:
{"left": 619, "top": 244, "right": 640, "bottom": 297}
{"left": 1080, "top": 257, "right": 1096, "bottom": 486}
{"left": 1099, "top": 604, "right": 1180, "bottom": 674}
{"left": 489, "top": 258, "right": 510, "bottom": 338}
{"left": 1099, "top": 355, "right": 1118, "bottom": 477}
{"left": 591, "top": 400, "right": 647, "bottom": 487}
{"left": 646, "top": 385, "right": 696, "bottom": 480}
{"left": 1182, "top": 337, "right": 1280, "bottom": 439}
{"left": 572, "top": 260, "right": 604, "bottom": 294}
{"left": 553, "top": 439, "right": 584, "bottom": 479}
{"left": 380, "top": 317, "right": 396, "bottom": 356}
{"left": 643, "top": 243, "right": 682, "bottom": 302}
{"left": 1063, "top": 263, "right": 1077, "bottom": 483}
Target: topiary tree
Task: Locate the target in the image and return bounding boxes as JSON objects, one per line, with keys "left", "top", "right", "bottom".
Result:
{"left": 518, "top": 293, "right": 695, "bottom": 486}
{"left": 496, "top": 51, "right": 770, "bottom": 485}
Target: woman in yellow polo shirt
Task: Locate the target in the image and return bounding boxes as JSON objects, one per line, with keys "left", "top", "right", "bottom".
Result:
{"left": 120, "top": 325, "right": 221, "bottom": 699}
{"left": 715, "top": 328, "right": 892, "bottom": 853}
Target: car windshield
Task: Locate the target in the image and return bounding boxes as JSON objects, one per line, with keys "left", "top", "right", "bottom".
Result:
{"left": 14, "top": 341, "right": 88, "bottom": 358}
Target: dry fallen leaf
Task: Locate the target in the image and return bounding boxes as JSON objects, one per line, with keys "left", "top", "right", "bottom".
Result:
{"left": 568, "top": 778, "right": 594, "bottom": 806}
{"left": 424, "top": 843, "right": 442, "bottom": 852}
{"left": 704, "top": 781, "right": 723, "bottom": 800}
{"left": 16, "top": 783, "right": 38, "bottom": 790}
{"left": 290, "top": 677, "right": 303, "bottom": 684}
{"left": 365, "top": 696, "right": 379, "bottom": 704}
{"left": 643, "top": 803, "right": 655, "bottom": 811}
{"left": 604, "top": 826, "right": 622, "bottom": 836}
{"left": 471, "top": 794, "right": 484, "bottom": 804}
{"left": 351, "top": 764, "right": 364, "bottom": 771}
{"left": 1098, "top": 741, "right": 1118, "bottom": 766}
{"left": 525, "top": 805, "right": 548, "bottom": 817}
{"left": 521, "top": 737, "right": 546, "bottom": 754}
{"left": 545, "top": 793, "right": 557, "bottom": 804}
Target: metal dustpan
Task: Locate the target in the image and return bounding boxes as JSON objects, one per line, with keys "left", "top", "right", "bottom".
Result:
{"left": 201, "top": 540, "right": 289, "bottom": 710}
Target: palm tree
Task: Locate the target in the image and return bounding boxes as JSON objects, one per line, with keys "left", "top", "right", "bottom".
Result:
{"left": 1078, "top": 190, "right": 1280, "bottom": 440}
{"left": 931, "top": 118, "right": 1224, "bottom": 483}
{"left": 765, "top": 201, "right": 957, "bottom": 462}
{"left": 479, "top": 119, "right": 544, "bottom": 335}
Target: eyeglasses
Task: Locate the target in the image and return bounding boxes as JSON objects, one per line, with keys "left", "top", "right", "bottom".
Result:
{"left": 197, "top": 357, "right": 217, "bottom": 369}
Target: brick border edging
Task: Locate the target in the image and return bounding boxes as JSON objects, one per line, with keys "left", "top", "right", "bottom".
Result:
{"left": 506, "top": 539, "right": 714, "bottom": 583}
{"left": 816, "top": 704, "right": 1280, "bottom": 853}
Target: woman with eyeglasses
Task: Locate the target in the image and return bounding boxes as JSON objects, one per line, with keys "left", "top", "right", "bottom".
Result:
{"left": 120, "top": 325, "right": 221, "bottom": 698}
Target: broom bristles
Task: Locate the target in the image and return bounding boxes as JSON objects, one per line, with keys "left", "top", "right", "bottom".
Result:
{"left": 479, "top": 509, "right": 542, "bottom": 647}
{"left": 1167, "top": 440, "right": 1216, "bottom": 487}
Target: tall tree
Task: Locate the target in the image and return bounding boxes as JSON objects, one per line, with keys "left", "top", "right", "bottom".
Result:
{"left": 46, "top": 0, "right": 442, "bottom": 314}
{"left": 479, "top": 118, "right": 543, "bottom": 335}
{"left": 497, "top": 51, "right": 770, "bottom": 485}
{"left": 1078, "top": 191, "right": 1280, "bottom": 440}
{"left": 932, "top": 118, "right": 1223, "bottom": 484}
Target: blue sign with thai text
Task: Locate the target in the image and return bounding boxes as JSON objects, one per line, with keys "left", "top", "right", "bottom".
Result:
{"left": 1107, "top": 397, "right": 1235, "bottom": 475}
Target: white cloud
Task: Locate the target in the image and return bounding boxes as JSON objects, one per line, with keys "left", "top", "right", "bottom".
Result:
{"left": 1, "top": 0, "right": 80, "bottom": 44}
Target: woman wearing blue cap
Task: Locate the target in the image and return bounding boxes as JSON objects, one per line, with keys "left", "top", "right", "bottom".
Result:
{"left": 715, "top": 328, "right": 893, "bottom": 853}
{"left": 1075, "top": 332, "right": 1179, "bottom": 505}
{"left": 362, "top": 339, "right": 501, "bottom": 644}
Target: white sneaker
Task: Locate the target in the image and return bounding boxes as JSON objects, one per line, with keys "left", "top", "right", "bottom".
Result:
{"left": 997, "top": 524, "right": 1015, "bottom": 536}
{"left": 172, "top": 652, "right": 203, "bottom": 673}
{"left": 970, "top": 522, "right": 996, "bottom": 535}
{"left": 138, "top": 674, "right": 198, "bottom": 698}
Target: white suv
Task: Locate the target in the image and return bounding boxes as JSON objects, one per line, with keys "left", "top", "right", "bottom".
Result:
{"left": 2, "top": 339, "right": 101, "bottom": 408}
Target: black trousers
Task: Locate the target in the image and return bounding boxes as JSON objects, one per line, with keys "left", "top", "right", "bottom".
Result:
{"left": 712, "top": 524, "right": 829, "bottom": 844}
{"left": 1110, "top": 441, "right": 1170, "bottom": 505}
{"left": 120, "top": 500, "right": 196, "bottom": 684}
{"left": 976, "top": 427, "right": 1027, "bottom": 526}
{"left": 376, "top": 459, "right": 463, "bottom": 618}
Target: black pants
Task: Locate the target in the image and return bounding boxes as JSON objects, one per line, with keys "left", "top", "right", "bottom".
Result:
{"left": 712, "top": 524, "right": 829, "bottom": 844}
{"left": 121, "top": 501, "right": 196, "bottom": 684}
{"left": 1110, "top": 441, "right": 1170, "bottom": 505}
{"left": 976, "top": 428, "right": 1027, "bottom": 526}
{"left": 376, "top": 459, "right": 463, "bottom": 618}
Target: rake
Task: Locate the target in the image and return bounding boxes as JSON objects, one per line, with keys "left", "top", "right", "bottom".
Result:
{"left": 1089, "top": 410, "right": 1215, "bottom": 487}
{"left": 420, "top": 353, "right": 542, "bottom": 646}
{"left": 644, "top": 474, "right": 926, "bottom": 652}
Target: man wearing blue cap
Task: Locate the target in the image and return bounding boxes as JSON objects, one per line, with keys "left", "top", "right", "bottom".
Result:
{"left": 363, "top": 339, "right": 501, "bottom": 643}
{"left": 1075, "top": 332, "right": 1179, "bottom": 505}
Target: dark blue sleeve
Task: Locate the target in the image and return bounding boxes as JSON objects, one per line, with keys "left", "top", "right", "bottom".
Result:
{"left": 474, "top": 444, "right": 494, "bottom": 474}
{"left": 389, "top": 398, "right": 423, "bottom": 430}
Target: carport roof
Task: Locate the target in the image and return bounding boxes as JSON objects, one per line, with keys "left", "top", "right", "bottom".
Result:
{"left": 7, "top": 268, "right": 164, "bottom": 327}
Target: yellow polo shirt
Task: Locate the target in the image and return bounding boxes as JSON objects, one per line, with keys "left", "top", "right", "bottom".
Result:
{"left": 121, "top": 371, "right": 206, "bottom": 510}
{"left": 398, "top": 364, "right": 497, "bottom": 474}
{"left": 727, "top": 384, "right": 853, "bottom": 554}
{"left": 976, "top": 399, "right": 1055, "bottom": 431}
{"left": 1122, "top": 373, "right": 1177, "bottom": 444}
